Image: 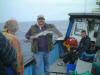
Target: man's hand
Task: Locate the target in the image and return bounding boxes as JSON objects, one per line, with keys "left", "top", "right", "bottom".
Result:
{"left": 73, "top": 50, "right": 77, "bottom": 53}
{"left": 30, "top": 36, "right": 35, "bottom": 40}
{"left": 73, "top": 50, "right": 78, "bottom": 54}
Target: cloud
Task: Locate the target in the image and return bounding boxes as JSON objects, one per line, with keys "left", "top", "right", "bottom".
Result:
{"left": 24, "top": 0, "right": 84, "bottom": 4}
{"left": 0, "top": 0, "right": 97, "bottom": 22}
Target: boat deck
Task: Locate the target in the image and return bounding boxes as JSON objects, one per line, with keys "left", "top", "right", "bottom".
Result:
{"left": 42, "top": 59, "right": 67, "bottom": 75}
{"left": 50, "top": 59, "right": 67, "bottom": 75}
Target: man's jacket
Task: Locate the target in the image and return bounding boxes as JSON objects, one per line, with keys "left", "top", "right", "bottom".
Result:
{"left": 77, "top": 36, "right": 91, "bottom": 54}
{"left": 25, "top": 23, "right": 62, "bottom": 53}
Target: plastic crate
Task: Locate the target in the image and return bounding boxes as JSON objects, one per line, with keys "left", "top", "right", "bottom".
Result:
{"left": 67, "top": 64, "right": 76, "bottom": 75}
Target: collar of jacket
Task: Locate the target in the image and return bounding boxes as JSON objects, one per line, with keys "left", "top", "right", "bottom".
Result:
{"left": 35, "top": 23, "right": 48, "bottom": 29}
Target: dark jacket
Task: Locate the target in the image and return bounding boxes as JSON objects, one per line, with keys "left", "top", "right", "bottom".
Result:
{"left": 87, "top": 46, "right": 100, "bottom": 54}
{"left": 25, "top": 23, "right": 62, "bottom": 53}
{"left": 0, "top": 32, "right": 17, "bottom": 75}
{"left": 77, "top": 36, "right": 91, "bottom": 54}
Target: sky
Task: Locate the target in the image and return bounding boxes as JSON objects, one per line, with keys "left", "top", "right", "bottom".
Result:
{"left": 0, "top": 0, "right": 97, "bottom": 22}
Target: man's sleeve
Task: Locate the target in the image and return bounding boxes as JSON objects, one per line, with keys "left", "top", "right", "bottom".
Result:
{"left": 48, "top": 24, "right": 63, "bottom": 37}
{"left": 25, "top": 27, "right": 32, "bottom": 39}
{"left": 0, "top": 32, "right": 17, "bottom": 72}
{"left": 95, "top": 46, "right": 100, "bottom": 52}
{"left": 97, "top": 46, "right": 100, "bottom": 49}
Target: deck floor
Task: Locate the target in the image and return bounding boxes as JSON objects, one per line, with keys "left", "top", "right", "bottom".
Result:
{"left": 42, "top": 58, "right": 93, "bottom": 75}
{"left": 42, "top": 59, "right": 67, "bottom": 75}
{"left": 50, "top": 59, "right": 67, "bottom": 75}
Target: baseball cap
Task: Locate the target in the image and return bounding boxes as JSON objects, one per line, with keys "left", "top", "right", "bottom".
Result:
{"left": 37, "top": 15, "right": 45, "bottom": 20}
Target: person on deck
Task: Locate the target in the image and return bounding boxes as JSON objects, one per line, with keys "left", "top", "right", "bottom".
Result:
{"left": 0, "top": 32, "right": 17, "bottom": 75}
{"left": 86, "top": 41, "right": 100, "bottom": 54}
{"left": 58, "top": 30, "right": 91, "bottom": 65}
{"left": 80, "top": 41, "right": 100, "bottom": 62}
{"left": 25, "top": 15, "right": 62, "bottom": 75}
{"left": 3, "top": 19, "right": 24, "bottom": 75}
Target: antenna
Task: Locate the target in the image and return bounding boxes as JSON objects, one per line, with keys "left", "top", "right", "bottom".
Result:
{"left": 84, "top": 0, "right": 87, "bottom": 13}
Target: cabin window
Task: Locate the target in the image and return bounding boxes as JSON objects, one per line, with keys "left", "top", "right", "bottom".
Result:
{"left": 70, "top": 18, "right": 88, "bottom": 42}
{"left": 88, "top": 19, "right": 100, "bottom": 41}
{"left": 74, "top": 21, "right": 87, "bottom": 36}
